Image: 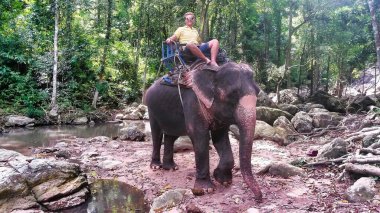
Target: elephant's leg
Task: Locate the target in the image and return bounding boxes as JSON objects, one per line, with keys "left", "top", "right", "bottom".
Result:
{"left": 188, "top": 130, "right": 215, "bottom": 195}
{"left": 211, "top": 127, "right": 234, "bottom": 186}
{"left": 150, "top": 118, "right": 163, "bottom": 170}
{"left": 162, "top": 134, "right": 179, "bottom": 170}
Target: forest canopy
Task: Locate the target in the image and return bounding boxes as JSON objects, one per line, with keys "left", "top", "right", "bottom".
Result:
{"left": 0, "top": 0, "right": 379, "bottom": 117}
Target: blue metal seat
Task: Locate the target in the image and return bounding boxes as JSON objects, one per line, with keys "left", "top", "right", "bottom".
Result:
{"left": 160, "top": 42, "right": 186, "bottom": 72}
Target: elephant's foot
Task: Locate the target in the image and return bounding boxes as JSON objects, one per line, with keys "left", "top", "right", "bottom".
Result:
{"left": 213, "top": 168, "right": 233, "bottom": 186}
{"left": 162, "top": 162, "right": 179, "bottom": 171}
{"left": 150, "top": 160, "right": 162, "bottom": 170}
{"left": 192, "top": 178, "right": 215, "bottom": 196}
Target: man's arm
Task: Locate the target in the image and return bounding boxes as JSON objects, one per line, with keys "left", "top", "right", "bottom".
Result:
{"left": 166, "top": 35, "right": 178, "bottom": 44}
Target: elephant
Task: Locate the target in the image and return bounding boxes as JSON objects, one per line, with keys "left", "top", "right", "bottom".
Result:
{"left": 144, "top": 62, "right": 262, "bottom": 201}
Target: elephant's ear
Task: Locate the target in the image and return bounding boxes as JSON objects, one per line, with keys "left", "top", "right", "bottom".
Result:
{"left": 191, "top": 67, "right": 216, "bottom": 108}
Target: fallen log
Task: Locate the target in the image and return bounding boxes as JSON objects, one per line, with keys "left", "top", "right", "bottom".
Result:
{"left": 369, "top": 141, "right": 380, "bottom": 149}
{"left": 360, "top": 148, "right": 380, "bottom": 155}
{"left": 345, "top": 157, "right": 380, "bottom": 164}
{"left": 304, "top": 157, "right": 347, "bottom": 167}
{"left": 344, "top": 163, "right": 380, "bottom": 176}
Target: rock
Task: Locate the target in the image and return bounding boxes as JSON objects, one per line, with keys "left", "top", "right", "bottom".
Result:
{"left": 291, "top": 112, "right": 313, "bottom": 133}
{"left": 256, "top": 106, "right": 293, "bottom": 125}
{"left": 98, "top": 159, "right": 122, "bottom": 170}
{"left": 119, "top": 126, "right": 145, "bottom": 141}
{"left": 89, "top": 120, "right": 95, "bottom": 126}
{"left": 278, "top": 89, "right": 301, "bottom": 104}
{"left": 88, "top": 136, "right": 110, "bottom": 143}
{"left": 115, "top": 113, "right": 124, "bottom": 120}
{"left": 258, "top": 162, "right": 304, "bottom": 178}
{"left": 72, "top": 117, "right": 88, "bottom": 125}
{"left": 317, "top": 138, "right": 348, "bottom": 159}
{"left": 137, "top": 104, "right": 148, "bottom": 114}
{"left": 310, "top": 112, "right": 343, "bottom": 128}
{"left": 254, "top": 121, "right": 289, "bottom": 145}
{"left": 346, "top": 177, "right": 376, "bottom": 203}
{"left": 143, "top": 111, "right": 149, "bottom": 120}
{"left": 278, "top": 104, "right": 299, "bottom": 115}
{"left": 0, "top": 149, "right": 89, "bottom": 212}
{"left": 347, "top": 95, "right": 376, "bottom": 113}
{"left": 307, "top": 149, "right": 318, "bottom": 157}
{"left": 150, "top": 189, "right": 190, "bottom": 213}
{"left": 309, "top": 90, "right": 346, "bottom": 113}
{"left": 107, "top": 140, "right": 121, "bottom": 149}
{"left": 42, "top": 187, "right": 89, "bottom": 211}
{"left": 304, "top": 103, "right": 326, "bottom": 112}
{"left": 124, "top": 109, "right": 142, "bottom": 120}
{"left": 55, "top": 150, "right": 71, "bottom": 159}
{"left": 54, "top": 142, "right": 68, "bottom": 149}
{"left": 257, "top": 91, "right": 278, "bottom": 108}
{"left": 362, "top": 135, "right": 380, "bottom": 148}
{"left": 186, "top": 202, "right": 204, "bottom": 213}
{"left": 308, "top": 107, "right": 329, "bottom": 113}
{"left": 174, "top": 136, "right": 193, "bottom": 152}
{"left": 5, "top": 115, "right": 35, "bottom": 127}
{"left": 246, "top": 208, "right": 260, "bottom": 213}
{"left": 273, "top": 116, "right": 297, "bottom": 134}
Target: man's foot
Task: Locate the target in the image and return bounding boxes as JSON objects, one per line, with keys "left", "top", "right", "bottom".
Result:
{"left": 210, "top": 61, "right": 219, "bottom": 67}
{"left": 205, "top": 58, "right": 211, "bottom": 65}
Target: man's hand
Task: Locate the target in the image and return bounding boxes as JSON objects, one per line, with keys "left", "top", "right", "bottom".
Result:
{"left": 166, "top": 37, "right": 173, "bottom": 44}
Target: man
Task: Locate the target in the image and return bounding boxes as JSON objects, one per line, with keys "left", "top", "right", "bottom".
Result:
{"left": 166, "top": 12, "right": 219, "bottom": 67}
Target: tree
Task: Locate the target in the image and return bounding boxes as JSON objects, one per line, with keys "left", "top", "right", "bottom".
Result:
{"left": 368, "top": 0, "right": 380, "bottom": 78}
{"left": 49, "top": 0, "right": 59, "bottom": 117}
{"left": 92, "top": 0, "right": 113, "bottom": 108}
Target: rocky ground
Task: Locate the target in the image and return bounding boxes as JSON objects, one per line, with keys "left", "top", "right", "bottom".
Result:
{"left": 30, "top": 123, "right": 380, "bottom": 213}
{"left": 2, "top": 89, "right": 380, "bottom": 212}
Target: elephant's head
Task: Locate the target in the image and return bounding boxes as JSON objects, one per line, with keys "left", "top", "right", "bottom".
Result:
{"left": 192, "top": 62, "right": 263, "bottom": 201}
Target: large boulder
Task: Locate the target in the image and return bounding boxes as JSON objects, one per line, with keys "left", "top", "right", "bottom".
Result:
{"left": 5, "top": 115, "right": 35, "bottom": 127}
{"left": 309, "top": 90, "right": 346, "bottom": 113}
{"left": 119, "top": 125, "right": 146, "bottom": 141}
{"left": 72, "top": 117, "right": 88, "bottom": 125}
{"left": 346, "top": 177, "right": 376, "bottom": 203}
{"left": 347, "top": 95, "right": 376, "bottom": 113}
{"left": 230, "top": 121, "right": 289, "bottom": 145}
{"left": 273, "top": 116, "right": 297, "bottom": 134}
{"left": 278, "top": 89, "right": 301, "bottom": 104}
{"left": 278, "top": 104, "right": 299, "bottom": 115}
{"left": 256, "top": 107, "right": 293, "bottom": 125}
{"left": 317, "top": 138, "right": 348, "bottom": 159}
{"left": 291, "top": 112, "right": 313, "bottom": 133}
{"left": 0, "top": 149, "right": 89, "bottom": 212}
{"left": 310, "top": 112, "right": 343, "bottom": 128}
{"left": 257, "top": 91, "right": 278, "bottom": 108}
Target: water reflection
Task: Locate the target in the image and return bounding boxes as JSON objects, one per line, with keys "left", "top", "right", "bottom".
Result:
{"left": 0, "top": 120, "right": 150, "bottom": 155}
{"left": 63, "top": 179, "right": 149, "bottom": 213}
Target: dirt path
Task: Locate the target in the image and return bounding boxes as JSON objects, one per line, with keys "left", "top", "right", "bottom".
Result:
{"left": 58, "top": 133, "right": 379, "bottom": 212}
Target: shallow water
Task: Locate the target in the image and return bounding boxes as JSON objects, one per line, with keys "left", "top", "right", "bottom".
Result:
{"left": 0, "top": 120, "right": 149, "bottom": 155}
{"left": 63, "top": 179, "right": 149, "bottom": 213}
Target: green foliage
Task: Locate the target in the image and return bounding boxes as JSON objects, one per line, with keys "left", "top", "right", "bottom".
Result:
{"left": 0, "top": 0, "right": 379, "bottom": 115}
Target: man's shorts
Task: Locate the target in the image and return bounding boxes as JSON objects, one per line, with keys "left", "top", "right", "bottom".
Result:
{"left": 183, "top": 42, "right": 210, "bottom": 55}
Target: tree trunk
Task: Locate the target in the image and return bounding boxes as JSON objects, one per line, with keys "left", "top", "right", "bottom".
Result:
{"left": 92, "top": 0, "right": 112, "bottom": 108}
{"left": 273, "top": 0, "right": 282, "bottom": 66}
{"left": 285, "top": 0, "right": 293, "bottom": 88}
{"left": 368, "top": 0, "right": 380, "bottom": 84}
{"left": 325, "top": 55, "right": 330, "bottom": 92}
{"left": 50, "top": 0, "right": 59, "bottom": 117}
{"left": 200, "top": 0, "right": 211, "bottom": 41}
{"left": 297, "top": 42, "right": 306, "bottom": 95}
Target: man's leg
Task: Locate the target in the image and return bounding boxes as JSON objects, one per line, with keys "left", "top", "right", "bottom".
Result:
{"left": 208, "top": 39, "right": 219, "bottom": 66}
{"left": 186, "top": 43, "right": 211, "bottom": 64}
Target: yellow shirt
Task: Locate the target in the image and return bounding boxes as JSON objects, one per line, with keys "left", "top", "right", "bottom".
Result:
{"left": 174, "top": 26, "right": 201, "bottom": 45}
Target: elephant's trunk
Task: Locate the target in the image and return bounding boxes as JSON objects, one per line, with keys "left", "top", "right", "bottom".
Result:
{"left": 235, "top": 95, "right": 262, "bottom": 202}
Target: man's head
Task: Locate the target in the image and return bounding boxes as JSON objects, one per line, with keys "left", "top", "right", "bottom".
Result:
{"left": 184, "top": 12, "right": 195, "bottom": 27}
